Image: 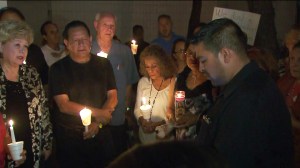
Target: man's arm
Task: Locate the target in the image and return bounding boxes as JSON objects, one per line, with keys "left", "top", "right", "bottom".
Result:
{"left": 102, "top": 89, "right": 118, "bottom": 109}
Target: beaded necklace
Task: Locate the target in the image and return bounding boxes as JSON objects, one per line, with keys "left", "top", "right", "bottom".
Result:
{"left": 148, "top": 79, "right": 164, "bottom": 121}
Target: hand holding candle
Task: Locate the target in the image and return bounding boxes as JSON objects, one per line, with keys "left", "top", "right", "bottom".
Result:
{"left": 140, "top": 97, "right": 151, "bottom": 121}
{"left": 131, "top": 40, "right": 138, "bottom": 55}
{"left": 79, "top": 108, "right": 92, "bottom": 132}
{"left": 9, "top": 120, "right": 16, "bottom": 143}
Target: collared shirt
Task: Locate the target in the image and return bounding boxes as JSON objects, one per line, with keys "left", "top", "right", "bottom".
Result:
{"left": 196, "top": 61, "right": 294, "bottom": 168}
{"left": 91, "top": 40, "right": 139, "bottom": 125}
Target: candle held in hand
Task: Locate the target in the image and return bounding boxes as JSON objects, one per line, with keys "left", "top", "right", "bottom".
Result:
{"left": 131, "top": 40, "right": 138, "bottom": 55}
{"left": 79, "top": 108, "right": 92, "bottom": 132}
{"left": 9, "top": 120, "right": 16, "bottom": 143}
{"left": 140, "top": 97, "right": 151, "bottom": 121}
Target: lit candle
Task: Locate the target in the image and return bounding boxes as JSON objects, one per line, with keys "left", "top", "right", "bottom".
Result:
{"left": 9, "top": 120, "right": 16, "bottom": 143}
{"left": 140, "top": 97, "right": 151, "bottom": 121}
{"left": 141, "top": 97, "right": 147, "bottom": 105}
{"left": 79, "top": 108, "right": 92, "bottom": 132}
{"left": 97, "top": 51, "right": 108, "bottom": 58}
{"left": 175, "top": 91, "right": 185, "bottom": 102}
{"left": 131, "top": 40, "right": 138, "bottom": 55}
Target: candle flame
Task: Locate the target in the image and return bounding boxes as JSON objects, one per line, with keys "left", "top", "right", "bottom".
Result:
{"left": 131, "top": 40, "right": 136, "bottom": 45}
{"left": 9, "top": 120, "right": 13, "bottom": 126}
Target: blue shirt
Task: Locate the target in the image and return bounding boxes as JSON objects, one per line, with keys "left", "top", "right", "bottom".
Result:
{"left": 151, "top": 32, "right": 185, "bottom": 56}
{"left": 91, "top": 40, "right": 139, "bottom": 125}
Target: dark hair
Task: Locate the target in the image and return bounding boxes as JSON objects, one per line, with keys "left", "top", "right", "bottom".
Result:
{"left": 62, "top": 20, "right": 90, "bottom": 40}
{"left": 107, "top": 141, "right": 228, "bottom": 168}
{"left": 158, "top": 14, "right": 171, "bottom": 22}
{"left": 140, "top": 44, "right": 177, "bottom": 78}
{"left": 0, "top": 7, "right": 25, "bottom": 21}
{"left": 171, "top": 38, "right": 186, "bottom": 61}
{"left": 40, "top": 20, "right": 58, "bottom": 36}
{"left": 133, "top": 25, "right": 143, "bottom": 34}
{"left": 191, "top": 18, "right": 247, "bottom": 57}
{"left": 40, "top": 20, "right": 59, "bottom": 45}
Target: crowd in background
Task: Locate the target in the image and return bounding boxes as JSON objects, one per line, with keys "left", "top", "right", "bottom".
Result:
{"left": 0, "top": 5, "right": 299, "bottom": 168}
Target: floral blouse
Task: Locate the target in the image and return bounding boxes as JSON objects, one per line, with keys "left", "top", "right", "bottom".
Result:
{"left": 0, "top": 64, "right": 53, "bottom": 168}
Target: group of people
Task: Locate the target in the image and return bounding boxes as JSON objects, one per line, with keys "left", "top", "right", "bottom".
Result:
{"left": 0, "top": 5, "right": 299, "bottom": 168}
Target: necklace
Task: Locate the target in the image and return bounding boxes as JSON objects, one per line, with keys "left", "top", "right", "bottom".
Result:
{"left": 148, "top": 79, "right": 164, "bottom": 121}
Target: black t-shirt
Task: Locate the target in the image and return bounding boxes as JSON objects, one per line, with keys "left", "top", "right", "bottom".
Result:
{"left": 49, "top": 55, "right": 116, "bottom": 128}
{"left": 176, "top": 66, "right": 213, "bottom": 100}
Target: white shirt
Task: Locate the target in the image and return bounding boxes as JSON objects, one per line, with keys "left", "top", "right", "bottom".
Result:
{"left": 134, "top": 77, "right": 171, "bottom": 144}
{"left": 41, "top": 44, "right": 67, "bottom": 67}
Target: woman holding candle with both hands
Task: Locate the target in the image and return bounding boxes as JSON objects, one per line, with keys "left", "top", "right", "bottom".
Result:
{"left": 0, "top": 20, "right": 52, "bottom": 168}
{"left": 134, "top": 45, "right": 177, "bottom": 144}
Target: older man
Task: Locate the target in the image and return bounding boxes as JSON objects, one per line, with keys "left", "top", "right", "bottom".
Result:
{"left": 91, "top": 12, "right": 139, "bottom": 158}
{"left": 49, "top": 20, "right": 117, "bottom": 168}
{"left": 192, "top": 18, "right": 294, "bottom": 168}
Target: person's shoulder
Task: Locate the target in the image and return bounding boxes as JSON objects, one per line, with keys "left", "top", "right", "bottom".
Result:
{"left": 139, "top": 76, "right": 150, "bottom": 83}
{"left": 151, "top": 37, "right": 160, "bottom": 44}
{"left": 20, "top": 64, "right": 39, "bottom": 76}
{"left": 50, "top": 56, "right": 69, "bottom": 68}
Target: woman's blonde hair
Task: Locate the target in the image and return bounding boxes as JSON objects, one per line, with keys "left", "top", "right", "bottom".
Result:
{"left": 139, "top": 44, "right": 177, "bottom": 78}
{"left": 0, "top": 20, "right": 33, "bottom": 45}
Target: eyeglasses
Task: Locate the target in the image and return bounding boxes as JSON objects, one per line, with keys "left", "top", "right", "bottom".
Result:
{"left": 69, "top": 38, "right": 90, "bottom": 46}
{"left": 174, "top": 49, "right": 185, "bottom": 55}
{"left": 102, "top": 23, "right": 115, "bottom": 30}
{"left": 185, "top": 50, "right": 196, "bottom": 57}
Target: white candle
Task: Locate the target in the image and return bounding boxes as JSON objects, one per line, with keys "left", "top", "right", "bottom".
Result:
{"left": 9, "top": 120, "right": 16, "bottom": 143}
{"left": 141, "top": 97, "right": 147, "bottom": 105}
{"left": 140, "top": 97, "right": 151, "bottom": 120}
{"left": 79, "top": 108, "right": 92, "bottom": 132}
{"left": 131, "top": 40, "right": 138, "bottom": 55}
{"left": 97, "top": 51, "right": 108, "bottom": 58}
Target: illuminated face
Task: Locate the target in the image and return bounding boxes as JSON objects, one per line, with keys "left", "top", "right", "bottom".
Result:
{"left": 158, "top": 18, "right": 172, "bottom": 38}
{"left": 64, "top": 26, "right": 91, "bottom": 58}
{"left": 1, "top": 38, "right": 29, "bottom": 65}
{"left": 290, "top": 47, "right": 300, "bottom": 79}
{"left": 173, "top": 41, "right": 185, "bottom": 62}
{"left": 195, "top": 42, "right": 225, "bottom": 86}
{"left": 185, "top": 45, "right": 199, "bottom": 71}
{"left": 95, "top": 16, "right": 116, "bottom": 41}
{"left": 144, "top": 57, "right": 161, "bottom": 80}
{"left": 43, "top": 23, "right": 60, "bottom": 46}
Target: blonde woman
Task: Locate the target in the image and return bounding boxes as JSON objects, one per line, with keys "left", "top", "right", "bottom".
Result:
{"left": 134, "top": 45, "right": 176, "bottom": 144}
{"left": 0, "top": 20, "right": 52, "bottom": 168}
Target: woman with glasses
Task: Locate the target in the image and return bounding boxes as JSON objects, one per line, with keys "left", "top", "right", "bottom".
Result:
{"left": 171, "top": 39, "right": 186, "bottom": 74}
{"left": 167, "top": 43, "right": 213, "bottom": 140}
{"left": 134, "top": 45, "right": 177, "bottom": 144}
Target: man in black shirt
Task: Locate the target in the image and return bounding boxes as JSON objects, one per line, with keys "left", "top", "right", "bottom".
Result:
{"left": 192, "top": 18, "right": 294, "bottom": 168}
{"left": 49, "top": 20, "right": 117, "bottom": 168}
